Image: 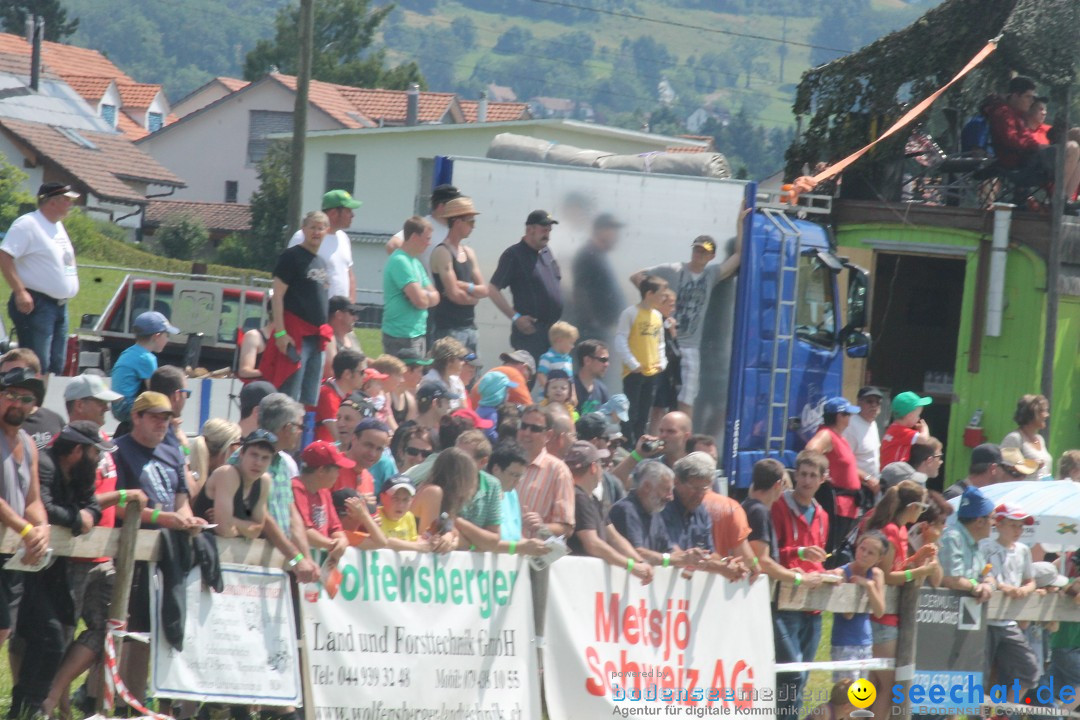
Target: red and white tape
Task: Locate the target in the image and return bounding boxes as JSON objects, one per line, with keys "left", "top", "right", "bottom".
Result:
{"left": 103, "top": 618, "right": 173, "bottom": 720}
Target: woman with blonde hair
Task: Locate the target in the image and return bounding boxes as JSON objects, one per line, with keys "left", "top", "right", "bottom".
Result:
{"left": 190, "top": 418, "right": 242, "bottom": 494}
{"left": 1003, "top": 394, "right": 1053, "bottom": 480}
{"left": 424, "top": 336, "right": 469, "bottom": 409}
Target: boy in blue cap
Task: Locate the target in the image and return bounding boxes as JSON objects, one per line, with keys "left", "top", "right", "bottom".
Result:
{"left": 110, "top": 311, "right": 179, "bottom": 425}
{"left": 939, "top": 485, "right": 996, "bottom": 602}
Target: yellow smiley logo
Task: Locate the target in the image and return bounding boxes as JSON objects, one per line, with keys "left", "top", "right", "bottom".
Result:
{"left": 848, "top": 678, "right": 876, "bottom": 709}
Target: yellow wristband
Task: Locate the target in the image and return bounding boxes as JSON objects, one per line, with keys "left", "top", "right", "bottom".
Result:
{"left": 18, "top": 523, "right": 32, "bottom": 538}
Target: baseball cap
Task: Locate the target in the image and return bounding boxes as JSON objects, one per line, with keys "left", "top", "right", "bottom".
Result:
{"left": 381, "top": 473, "right": 417, "bottom": 496}
{"left": 499, "top": 350, "right": 536, "bottom": 376}
{"left": 593, "top": 213, "right": 624, "bottom": 230}
{"left": 328, "top": 295, "right": 363, "bottom": 316}
{"left": 57, "top": 421, "right": 116, "bottom": 452}
{"left": 361, "top": 367, "right": 389, "bottom": 383}
{"left": 564, "top": 440, "right": 609, "bottom": 469}
{"left": 0, "top": 367, "right": 44, "bottom": 399}
{"left": 239, "top": 381, "right": 277, "bottom": 417}
{"left": 824, "top": 397, "right": 859, "bottom": 415}
{"left": 857, "top": 386, "right": 885, "bottom": 399}
{"left": 240, "top": 428, "right": 278, "bottom": 451}
{"left": 416, "top": 379, "right": 461, "bottom": 403}
{"left": 691, "top": 235, "right": 717, "bottom": 253}
{"left": 599, "top": 394, "right": 630, "bottom": 423}
{"left": 301, "top": 440, "right": 356, "bottom": 470}
{"left": 1000, "top": 447, "right": 1038, "bottom": 475}
{"left": 322, "top": 189, "right": 362, "bottom": 210}
{"left": 64, "top": 374, "right": 123, "bottom": 403}
{"left": 441, "top": 197, "right": 480, "bottom": 219}
{"left": 957, "top": 486, "right": 995, "bottom": 520}
{"left": 878, "top": 461, "right": 928, "bottom": 490}
{"left": 892, "top": 391, "right": 931, "bottom": 418}
{"left": 525, "top": 209, "right": 558, "bottom": 226}
{"left": 575, "top": 413, "right": 610, "bottom": 441}
{"left": 132, "top": 391, "right": 173, "bottom": 415}
{"left": 1033, "top": 561, "right": 1070, "bottom": 589}
{"left": 38, "top": 182, "right": 79, "bottom": 200}
{"left": 971, "top": 443, "right": 1003, "bottom": 466}
{"left": 546, "top": 369, "right": 571, "bottom": 383}
{"left": 993, "top": 502, "right": 1034, "bottom": 525}
{"left": 133, "top": 311, "right": 179, "bottom": 336}
{"left": 451, "top": 407, "right": 495, "bottom": 430}
{"left": 394, "top": 348, "right": 433, "bottom": 366}
{"left": 476, "top": 371, "right": 516, "bottom": 407}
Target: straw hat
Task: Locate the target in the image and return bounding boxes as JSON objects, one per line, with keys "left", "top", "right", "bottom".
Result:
{"left": 441, "top": 196, "right": 480, "bottom": 219}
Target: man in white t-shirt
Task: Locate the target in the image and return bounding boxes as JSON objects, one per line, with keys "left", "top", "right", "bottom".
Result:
{"left": 384, "top": 184, "right": 461, "bottom": 270}
{"left": 287, "top": 189, "right": 358, "bottom": 300}
{"left": 843, "top": 385, "right": 883, "bottom": 482}
{"left": 0, "top": 182, "right": 81, "bottom": 374}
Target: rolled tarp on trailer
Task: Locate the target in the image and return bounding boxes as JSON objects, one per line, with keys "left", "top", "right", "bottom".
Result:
{"left": 485, "top": 132, "right": 731, "bottom": 178}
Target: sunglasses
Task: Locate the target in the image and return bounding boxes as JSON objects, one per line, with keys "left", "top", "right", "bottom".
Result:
{"left": 180, "top": 389, "right": 192, "bottom": 398}
{"left": 520, "top": 422, "right": 547, "bottom": 434}
{"left": 405, "top": 446, "right": 433, "bottom": 459}
{"left": 0, "top": 392, "right": 34, "bottom": 404}
{"left": 591, "top": 355, "right": 611, "bottom": 363}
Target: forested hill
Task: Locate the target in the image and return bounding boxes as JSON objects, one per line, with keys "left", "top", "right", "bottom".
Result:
{"left": 29, "top": 0, "right": 942, "bottom": 178}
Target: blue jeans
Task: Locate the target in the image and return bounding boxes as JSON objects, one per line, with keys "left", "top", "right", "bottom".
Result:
{"left": 774, "top": 610, "right": 822, "bottom": 718}
{"left": 8, "top": 291, "right": 68, "bottom": 374}
{"left": 278, "top": 336, "right": 323, "bottom": 406}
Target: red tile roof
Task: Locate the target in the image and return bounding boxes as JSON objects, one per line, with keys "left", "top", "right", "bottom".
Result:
{"left": 665, "top": 146, "right": 708, "bottom": 153}
{"left": 116, "top": 111, "right": 149, "bottom": 141}
{"left": 116, "top": 83, "right": 161, "bottom": 109}
{"left": 272, "top": 74, "right": 372, "bottom": 128}
{"left": 0, "top": 32, "right": 132, "bottom": 83}
{"left": 459, "top": 100, "right": 531, "bottom": 123}
{"left": 145, "top": 200, "right": 251, "bottom": 233}
{"left": 338, "top": 86, "right": 459, "bottom": 125}
{"left": 0, "top": 117, "right": 184, "bottom": 204}
{"left": 217, "top": 77, "right": 249, "bottom": 92}
{"left": 56, "top": 74, "right": 112, "bottom": 102}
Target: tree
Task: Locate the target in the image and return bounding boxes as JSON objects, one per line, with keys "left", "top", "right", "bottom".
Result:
{"left": 493, "top": 27, "right": 534, "bottom": 56}
{"left": 243, "top": 139, "right": 292, "bottom": 272}
{"left": 0, "top": 156, "right": 33, "bottom": 233}
{"left": 451, "top": 17, "right": 477, "bottom": 47}
{"left": 243, "top": 0, "right": 423, "bottom": 90}
{"left": 0, "top": 0, "right": 78, "bottom": 42}
{"left": 155, "top": 214, "right": 210, "bottom": 261}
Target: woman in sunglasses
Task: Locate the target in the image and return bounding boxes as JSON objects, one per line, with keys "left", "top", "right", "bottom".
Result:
{"left": 390, "top": 424, "right": 436, "bottom": 472}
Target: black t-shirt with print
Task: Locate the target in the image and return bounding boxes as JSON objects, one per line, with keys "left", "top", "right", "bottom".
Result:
{"left": 274, "top": 244, "right": 330, "bottom": 327}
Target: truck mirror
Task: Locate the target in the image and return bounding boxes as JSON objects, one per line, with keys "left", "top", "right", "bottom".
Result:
{"left": 845, "top": 265, "right": 869, "bottom": 330}
{"left": 843, "top": 330, "right": 871, "bottom": 359}
{"left": 80, "top": 313, "right": 100, "bottom": 330}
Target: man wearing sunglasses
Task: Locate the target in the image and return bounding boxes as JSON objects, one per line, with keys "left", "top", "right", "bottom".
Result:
{"left": 629, "top": 208, "right": 747, "bottom": 417}
{"left": 574, "top": 339, "right": 611, "bottom": 417}
{"left": 149, "top": 365, "right": 191, "bottom": 456}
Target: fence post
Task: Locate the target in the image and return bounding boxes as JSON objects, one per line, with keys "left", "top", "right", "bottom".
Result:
{"left": 97, "top": 496, "right": 145, "bottom": 711}
{"left": 893, "top": 581, "right": 920, "bottom": 718}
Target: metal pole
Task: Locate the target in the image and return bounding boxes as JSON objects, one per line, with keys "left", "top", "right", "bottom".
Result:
{"left": 1041, "top": 83, "right": 1070, "bottom": 423}
{"left": 286, "top": 0, "right": 314, "bottom": 237}
{"left": 893, "top": 582, "right": 920, "bottom": 719}
{"left": 97, "top": 496, "right": 145, "bottom": 712}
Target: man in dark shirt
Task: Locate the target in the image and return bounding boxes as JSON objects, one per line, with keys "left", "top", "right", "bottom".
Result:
{"left": 565, "top": 441, "right": 652, "bottom": 584}
{"left": 574, "top": 340, "right": 611, "bottom": 416}
{"left": 10, "top": 421, "right": 116, "bottom": 717}
{"left": 571, "top": 214, "right": 625, "bottom": 345}
{"left": 487, "top": 209, "right": 563, "bottom": 363}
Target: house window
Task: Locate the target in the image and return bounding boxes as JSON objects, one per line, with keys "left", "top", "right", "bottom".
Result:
{"left": 148, "top": 112, "right": 163, "bottom": 132}
{"left": 324, "top": 153, "right": 355, "bottom": 196}
{"left": 101, "top": 104, "right": 116, "bottom": 127}
{"left": 247, "top": 110, "right": 293, "bottom": 166}
{"left": 225, "top": 181, "right": 238, "bottom": 204}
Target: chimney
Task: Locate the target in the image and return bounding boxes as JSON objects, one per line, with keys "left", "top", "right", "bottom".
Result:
{"left": 406, "top": 83, "right": 419, "bottom": 126}
{"left": 477, "top": 91, "right": 488, "bottom": 123}
{"left": 29, "top": 17, "right": 42, "bottom": 92}
{"left": 24, "top": 16, "right": 33, "bottom": 42}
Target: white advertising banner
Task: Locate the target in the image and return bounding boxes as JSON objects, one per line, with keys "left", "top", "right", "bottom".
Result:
{"left": 150, "top": 563, "right": 301, "bottom": 705}
{"left": 543, "top": 557, "right": 775, "bottom": 717}
{"left": 302, "top": 549, "right": 541, "bottom": 720}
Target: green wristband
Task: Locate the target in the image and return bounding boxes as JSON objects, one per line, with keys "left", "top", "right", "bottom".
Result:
{"left": 508, "top": 540, "right": 517, "bottom": 555}
{"left": 118, "top": 489, "right": 127, "bottom": 508}
{"left": 626, "top": 558, "right": 635, "bottom": 573}
{"left": 905, "top": 569, "right": 914, "bottom": 583}
{"left": 150, "top": 508, "right": 161, "bottom": 525}
{"left": 273, "top": 329, "right": 287, "bottom": 339}
{"left": 662, "top": 553, "right": 671, "bottom": 568}
{"left": 793, "top": 572, "right": 802, "bottom": 587}
{"left": 751, "top": 556, "right": 760, "bottom": 567}
{"left": 630, "top": 450, "right": 643, "bottom": 462}
{"left": 798, "top": 547, "right": 805, "bottom": 561}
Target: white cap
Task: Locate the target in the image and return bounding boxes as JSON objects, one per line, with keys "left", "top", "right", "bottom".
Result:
{"left": 64, "top": 374, "right": 123, "bottom": 402}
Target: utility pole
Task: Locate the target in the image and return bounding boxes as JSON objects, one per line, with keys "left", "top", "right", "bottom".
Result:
{"left": 286, "top": 0, "right": 314, "bottom": 237}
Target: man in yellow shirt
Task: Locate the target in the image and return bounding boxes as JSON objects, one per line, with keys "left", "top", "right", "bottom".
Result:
{"left": 614, "top": 275, "right": 667, "bottom": 442}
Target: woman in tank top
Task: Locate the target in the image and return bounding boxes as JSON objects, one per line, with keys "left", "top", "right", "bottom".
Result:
{"left": 192, "top": 430, "right": 275, "bottom": 539}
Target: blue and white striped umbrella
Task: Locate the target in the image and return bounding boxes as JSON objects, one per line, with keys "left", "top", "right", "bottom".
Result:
{"left": 946, "top": 480, "right": 1080, "bottom": 547}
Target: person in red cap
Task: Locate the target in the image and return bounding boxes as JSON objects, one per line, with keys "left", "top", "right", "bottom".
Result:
{"left": 315, "top": 348, "right": 367, "bottom": 443}
{"left": 979, "top": 502, "right": 1040, "bottom": 699}
{"left": 294, "top": 441, "right": 355, "bottom": 564}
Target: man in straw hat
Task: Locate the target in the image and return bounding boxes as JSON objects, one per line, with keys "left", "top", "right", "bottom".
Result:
{"left": 429, "top": 196, "right": 488, "bottom": 352}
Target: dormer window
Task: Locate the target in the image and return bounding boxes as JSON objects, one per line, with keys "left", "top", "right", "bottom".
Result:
{"left": 148, "top": 112, "right": 163, "bottom": 132}
{"left": 101, "top": 104, "right": 116, "bottom": 127}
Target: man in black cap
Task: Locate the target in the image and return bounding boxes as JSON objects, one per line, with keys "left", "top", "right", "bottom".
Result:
{"left": 0, "top": 183, "right": 81, "bottom": 375}
{"left": 10, "top": 421, "right": 124, "bottom": 718}
{"left": 385, "top": 184, "right": 462, "bottom": 269}
{"left": 843, "top": 385, "right": 884, "bottom": 486}
{"left": 571, "top": 213, "right": 626, "bottom": 346}
{"left": 415, "top": 380, "right": 459, "bottom": 438}
{"left": 487, "top": 210, "right": 563, "bottom": 363}
{"left": 944, "top": 443, "right": 1007, "bottom": 500}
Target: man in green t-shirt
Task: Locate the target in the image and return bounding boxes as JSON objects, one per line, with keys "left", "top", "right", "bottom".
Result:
{"left": 382, "top": 216, "right": 440, "bottom": 357}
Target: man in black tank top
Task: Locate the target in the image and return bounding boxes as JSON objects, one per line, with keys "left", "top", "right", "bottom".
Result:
{"left": 429, "top": 197, "right": 489, "bottom": 352}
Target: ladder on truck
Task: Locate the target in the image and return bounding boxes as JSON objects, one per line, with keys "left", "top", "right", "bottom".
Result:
{"left": 762, "top": 208, "right": 803, "bottom": 458}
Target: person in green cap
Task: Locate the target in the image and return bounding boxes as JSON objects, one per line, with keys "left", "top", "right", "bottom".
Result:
{"left": 287, "top": 189, "right": 360, "bottom": 301}
{"left": 880, "top": 391, "right": 931, "bottom": 466}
